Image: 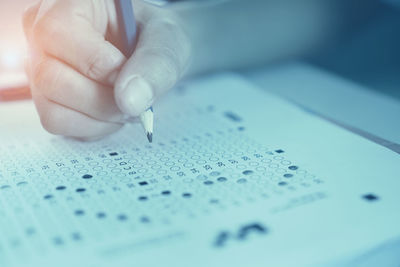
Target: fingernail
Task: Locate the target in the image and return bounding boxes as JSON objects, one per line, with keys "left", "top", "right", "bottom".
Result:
{"left": 119, "top": 76, "right": 154, "bottom": 117}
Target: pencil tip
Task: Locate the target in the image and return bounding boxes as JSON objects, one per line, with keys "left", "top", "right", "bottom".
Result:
{"left": 147, "top": 132, "right": 153, "bottom": 143}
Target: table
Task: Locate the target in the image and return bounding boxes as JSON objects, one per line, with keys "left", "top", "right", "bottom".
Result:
{"left": 242, "top": 62, "right": 400, "bottom": 153}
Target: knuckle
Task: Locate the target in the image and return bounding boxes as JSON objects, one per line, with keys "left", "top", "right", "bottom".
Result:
{"left": 166, "top": 24, "right": 191, "bottom": 67}
{"left": 85, "top": 43, "right": 123, "bottom": 81}
{"left": 142, "top": 46, "right": 179, "bottom": 73}
{"left": 135, "top": 45, "right": 180, "bottom": 91}
{"left": 147, "top": 19, "right": 191, "bottom": 71}
{"left": 158, "top": 48, "right": 180, "bottom": 78}
{"left": 32, "top": 59, "right": 49, "bottom": 91}
{"left": 32, "top": 58, "right": 63, "bottom": 100}
{"left": 32, "top": 59, "right": 53, "bottom": 96}
{"left": 85, "top": 50, "right": 105, "bottom": 80}
{"left": 39, "top": 108, "right": 62, "bottom": 135}
{"left": 152, "top": 19, "right": 179, "bottom": 32}
{"left": 32, "top": 16, "right": 58, "bottom": 45}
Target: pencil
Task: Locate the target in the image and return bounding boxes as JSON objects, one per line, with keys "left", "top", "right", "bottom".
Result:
{"left": 115, "top": 0, "right": 154, "bottom": 143}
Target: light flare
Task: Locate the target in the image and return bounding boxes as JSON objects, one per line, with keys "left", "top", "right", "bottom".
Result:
{"left": 0, "top": 48, "right": 24, "bottom": 70}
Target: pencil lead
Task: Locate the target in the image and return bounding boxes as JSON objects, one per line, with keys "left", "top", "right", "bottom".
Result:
{"left": 147, "top": 132, "right": 153, "bottom": 143}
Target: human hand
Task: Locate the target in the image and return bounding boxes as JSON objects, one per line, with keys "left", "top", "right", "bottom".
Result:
{"left": 23, "top": 0, "right": 190, "bottom": 139}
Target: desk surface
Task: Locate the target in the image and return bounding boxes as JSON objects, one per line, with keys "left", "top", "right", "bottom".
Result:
{"left": 242, "top": 62, "right": 400, "bottom": 153}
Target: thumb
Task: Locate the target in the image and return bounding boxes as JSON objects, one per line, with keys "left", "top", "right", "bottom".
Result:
{"left": 114, "top": 18, "right": 191, "bottom": 117}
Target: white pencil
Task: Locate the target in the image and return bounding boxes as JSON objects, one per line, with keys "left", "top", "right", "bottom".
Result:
{"left": 140, "top": 107, "right": 154, "bottom": 143}
{"left": 115, "top": 0, "right": 154, "bottom": 143}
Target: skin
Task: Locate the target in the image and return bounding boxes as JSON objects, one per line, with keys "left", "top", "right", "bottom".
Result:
{"left": 23, "top": 0, "right": 190, "bottom": 140}
{"left": 23, "top": 0, "right": 375, "bottom": 140}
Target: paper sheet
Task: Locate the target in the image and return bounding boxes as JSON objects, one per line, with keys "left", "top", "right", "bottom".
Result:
{"left": 0, "top": 73, "right": 399, "bottom": 267}
{"left": 246, "top": 62, "right": 400, "bottom": 146}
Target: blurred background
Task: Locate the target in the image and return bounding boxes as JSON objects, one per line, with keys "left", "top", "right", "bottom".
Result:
{"left": 0, "top": 0, "right": 31, "bottom": 100}
{"left": 0, "top": 0, "right": 399, "bottom": 101}
{"left": 307, "top": 0, "right": 400, "bottom": 99}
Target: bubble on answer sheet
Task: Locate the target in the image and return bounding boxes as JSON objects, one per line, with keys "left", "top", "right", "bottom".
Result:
{"left": 0, "top": 98, "right": 323, "bottom": 257}
{"left": 362, "top": 193, "right": 379, "bottom": 202}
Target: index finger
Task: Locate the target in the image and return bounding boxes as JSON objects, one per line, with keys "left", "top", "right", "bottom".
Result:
{"left": 31, "top": 0, "right": 126, "bottom": 85}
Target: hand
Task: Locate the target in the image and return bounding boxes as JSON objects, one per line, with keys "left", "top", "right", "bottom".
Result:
{"left": 23, "top": 0, "right": 190, "bottom": 140}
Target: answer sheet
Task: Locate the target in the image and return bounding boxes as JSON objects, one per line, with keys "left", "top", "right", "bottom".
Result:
{"left": 0, "top": 73, "right": 399, "bottom": 267}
